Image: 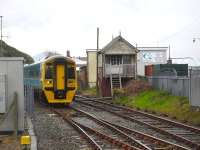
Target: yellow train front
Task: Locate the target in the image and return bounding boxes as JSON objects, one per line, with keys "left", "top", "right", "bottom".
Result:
{"left": 24, "top": 55, "right": 77, "bottom": 105}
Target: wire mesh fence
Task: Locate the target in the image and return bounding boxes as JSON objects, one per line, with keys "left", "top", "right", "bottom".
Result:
{"left": 24, "top": 84, "right": 34, "bottom": 116}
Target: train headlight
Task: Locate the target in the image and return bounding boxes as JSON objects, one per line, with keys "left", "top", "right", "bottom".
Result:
{"left": 47, "top": 81, "right": 51, "bottom": 84}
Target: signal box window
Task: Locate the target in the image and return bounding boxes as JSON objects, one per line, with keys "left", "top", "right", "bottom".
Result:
{"left": 111, "top": 55, "right": 122, "bottom": 65}
{"left": 45, "top": 64, "right": 54, "bottom": 79}
{"left": 123, "top": 55, "right": 131, "bottom": 64}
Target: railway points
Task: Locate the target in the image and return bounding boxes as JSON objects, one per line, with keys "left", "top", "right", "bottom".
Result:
{"left": 74, "top": 95, "right": 200, "bottom": 150}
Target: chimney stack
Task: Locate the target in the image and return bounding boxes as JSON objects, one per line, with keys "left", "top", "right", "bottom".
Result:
{"left": 66, "top": 50, "right": 70, "bottom": 57}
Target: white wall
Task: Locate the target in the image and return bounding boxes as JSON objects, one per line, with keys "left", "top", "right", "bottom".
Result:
{"left": 137, "top": 48, "right": 167, "bottom": 76}
{"left": 0, "top": 57, "right": 24, "bottom": 131}
{"left": 87, "top": 51, "right": 97, "bottom": 87}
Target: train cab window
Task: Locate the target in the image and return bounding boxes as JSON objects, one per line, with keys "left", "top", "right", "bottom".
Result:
{"left": 45, "top": 64, "right": 54, "bottom": 79}
{"left": 67, "top": 65, "right": 75, "bottom": 79}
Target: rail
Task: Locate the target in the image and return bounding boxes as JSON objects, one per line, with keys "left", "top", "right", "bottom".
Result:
{"left": 51, "top": 109, "right": 102, "bottom": 150}
{"left": 72, "top": 107, "right": 149, "bottom": 150}
{"left": 75, "top": 96, "right": 200, "bottom": 149}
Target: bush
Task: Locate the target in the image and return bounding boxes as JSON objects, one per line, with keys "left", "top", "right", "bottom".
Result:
{"left": 124, "top": 80, "right": 151, "bottom": 95}
{"left": 113, "top": 88, "right": 126, "bottom": 99}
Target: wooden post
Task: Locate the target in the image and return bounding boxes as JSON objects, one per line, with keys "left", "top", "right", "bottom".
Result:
{"left": 135, "top": 44, "right": 138, "bottom": 80}
{"left": 96, "top": 27, "right": 99, "bottom": 96}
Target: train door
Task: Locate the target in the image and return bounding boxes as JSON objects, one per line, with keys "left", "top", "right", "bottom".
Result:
{"left": 56, "top": 64, "right": 65, "bottom": 90}
{"left": 55, "top": 63, "right": 66, "bottom": 99}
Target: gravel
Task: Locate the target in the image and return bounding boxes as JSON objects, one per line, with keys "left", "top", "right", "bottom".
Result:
{"left": 0, "top": 136, "right": 20, "bottom": 150}
{"left": 32, "top": 104, "right": 90, "bottom": 150}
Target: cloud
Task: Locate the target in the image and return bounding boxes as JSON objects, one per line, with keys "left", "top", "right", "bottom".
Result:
{"left": 1, "top": 0, "right": 200, "bottom": 63}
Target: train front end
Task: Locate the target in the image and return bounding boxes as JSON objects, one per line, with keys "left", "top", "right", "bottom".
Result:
{"left": 41, "top": 56, "right": 77, "bottom": 104}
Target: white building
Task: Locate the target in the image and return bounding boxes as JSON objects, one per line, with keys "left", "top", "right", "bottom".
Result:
{"left": 137, "top": 47, "right": 168, "bottom": 76}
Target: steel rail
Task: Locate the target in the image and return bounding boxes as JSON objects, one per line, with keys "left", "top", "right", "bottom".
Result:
{"left": 72, "top": 107, "right": 151, "bottom": 150}
{"left": 51, "top": 109, "right": 102, "bottom": 150}
{"left": 73, "top": 105, "right": 189, "bottom": 150}
{"left": 75, "top": 99, "right": 200, "bottom": 149}
{"left": 72, "top": 119, "right": 141, "bottom": 150}
{"left": 103, "top": 120, "right": 190, "bottom": 150}
{"left": 76, "top": 95, "right": 200, "bottom": 134}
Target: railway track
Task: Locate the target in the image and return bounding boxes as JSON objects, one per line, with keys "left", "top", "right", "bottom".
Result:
{"left": 33, "top": 102, "right": 92, "bottom": 149}
{"left": 51, "top": 109, "right": 102, "bottom": 150}
{"left": 52, "top": 107, "right": 189, "bottom": 150}
{"left": 74, "top": 107, "right": 190, "bottom": 150}
{"left": 75, "top": 95, "right": 200, "bottom": 149}
{"left": 52, "top": 108, "right": 141, "bottom": 149}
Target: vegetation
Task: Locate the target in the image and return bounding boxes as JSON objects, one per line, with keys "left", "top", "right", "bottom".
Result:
{"left": 114, "top": 89, "right": 200, "bottom": 126}
{"left": 0, "top": 40, "right": 34, "bottom": 64}
{"left": 78, "top": 87, "right": 97, "bottom": 96}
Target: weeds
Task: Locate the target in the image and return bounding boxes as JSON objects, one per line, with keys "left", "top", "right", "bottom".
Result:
{"left": 114, "top": 89, "right": 200, "bottom": 126}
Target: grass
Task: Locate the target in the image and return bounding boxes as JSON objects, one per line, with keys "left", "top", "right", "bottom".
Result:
{"left": 114, "top": 89, "right": 200, "bottom": 126}
{"left": 78, "top": 87, "right": 97, "bottom": 96}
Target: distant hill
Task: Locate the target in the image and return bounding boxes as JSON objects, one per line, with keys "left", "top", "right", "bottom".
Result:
{"left": 0, "top": 40, "right": 34, "bottom": 64}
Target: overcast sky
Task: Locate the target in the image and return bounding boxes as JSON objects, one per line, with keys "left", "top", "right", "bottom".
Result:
{"left": 1, "top": 0, "right": 200, "bottom": 64}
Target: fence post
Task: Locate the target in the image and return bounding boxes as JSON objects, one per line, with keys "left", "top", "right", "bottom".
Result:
{"left": 14, "top": 92, "right": 18, "bottom": 137}
{"left": 189, "top": 69, "right": 192, "bottom": 105}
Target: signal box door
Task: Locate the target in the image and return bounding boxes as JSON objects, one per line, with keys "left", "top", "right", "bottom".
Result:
{"left": 56, "top": 64, "right": 65, "bottom": 90}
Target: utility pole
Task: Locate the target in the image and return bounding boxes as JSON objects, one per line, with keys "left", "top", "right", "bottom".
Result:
{"left": 0, "top": 16, "right": 3, "bottom": 51}
{"left": 167, "top": 45, "right": 172, "bottom": 64}
{"left": 96, "top": 27, "right": 99, "bottom": 96}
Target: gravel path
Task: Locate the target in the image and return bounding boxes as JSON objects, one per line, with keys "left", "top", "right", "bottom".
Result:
{"left": 32, "top": 104, "right": 90, "bottom": 150}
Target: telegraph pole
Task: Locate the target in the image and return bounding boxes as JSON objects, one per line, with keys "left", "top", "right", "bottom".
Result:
{"left": 96, "top": 27, "right": 99, "bottom": 96}
{"left": 167, "top": 45, "right": 172, "bottom": 64}
{"left": 0, "top": 16, "right": 3, "bottom": 51}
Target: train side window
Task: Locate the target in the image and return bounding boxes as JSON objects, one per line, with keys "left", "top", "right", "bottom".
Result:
{"left": 45, "top": 65, "right": 53, "bottom": 79}
{"left": 67, "top": 66, "right": 75, "bottom": 79}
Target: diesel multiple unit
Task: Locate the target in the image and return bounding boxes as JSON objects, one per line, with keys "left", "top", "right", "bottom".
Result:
{"left": 24, "top": 55, "right": 77, "bottom": 105}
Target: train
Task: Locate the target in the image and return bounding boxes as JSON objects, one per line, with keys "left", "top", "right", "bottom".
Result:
{"left": 24, "top": 55, "right": 77, "bottom": 105}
